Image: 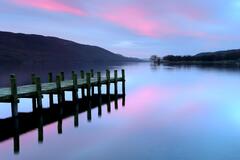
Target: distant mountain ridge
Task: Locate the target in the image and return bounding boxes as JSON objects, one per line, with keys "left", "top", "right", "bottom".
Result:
{"left": 196, "top": 49, "right": 240, "bottom": 57}
{"left": 0, "top": 31, "right": 141, "bottom": 69}
{"left": 162, "top": 48, "right": 240, "bottom": 62}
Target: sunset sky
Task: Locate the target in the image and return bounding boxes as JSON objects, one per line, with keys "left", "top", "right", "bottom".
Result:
{"left": 1, "top": 0, "right": 240, "bottom": 58}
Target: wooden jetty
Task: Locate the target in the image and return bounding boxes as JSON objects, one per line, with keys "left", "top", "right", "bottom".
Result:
{"left": 0, "top": 69, "right": 126, "bottom": 117}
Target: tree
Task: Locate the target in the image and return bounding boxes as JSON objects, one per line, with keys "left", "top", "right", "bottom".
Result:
{"left": 150, "top": 55, "right": 161, "bottom": 63}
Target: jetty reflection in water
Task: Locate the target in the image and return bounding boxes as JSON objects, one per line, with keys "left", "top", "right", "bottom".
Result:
{"left": 0, "top": 94, "right": 125, "bottom": 154}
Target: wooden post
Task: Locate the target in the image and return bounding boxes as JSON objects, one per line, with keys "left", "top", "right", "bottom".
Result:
{"left": 80, "top": 70, "right": 85, "bottom": 79}
{"left": 48, "top": 72, "right": 54, "bottom": 106}
{"left": 106, "top": 69, "right": 110, "bottom": 96}
{"left": 71, "top": 71, "right": 75, "bottom": 79}
{"left": 72, "top": 73, "right": 78, "bottom": 101}
{"left": 13, "top": 132, "right": 20, "bottom": 154}
{"left": 74, "top": 103, "right": 79, "bottom": 127}
{"left": 97, "top": 72, "right": 102, "bottom": 117}
{"left": 97, "top": 72, "right": 102, "bottom": 95}
{"left": 58, "top": 116, "right": 63, "bottom": 134}
{"left": 10, "top": 74, "right": 18, "bottom": 117}
{"left": 114, "top": 70, "right": 118, "bottom": 95}
{"left": 86, "top": 73, "right": 91, "bottom": 98}
{"left": 91, "top": 69, "right": 94, "bottom": 78}
{"left": 122, "top": 69, "right": 126, "bottom": 95}
{"left": 31, "top": 74, "right": 37, "bottom": 111}
{"left": 92, "top": 86, "right": 95, "bottom": 96}
{"left": 87, "top": 71, "right": 92, "bottom": 121}
{"left": 38, "top": 109, "right": 43, "bottom": 143}
{"left": 98, "top": 94, "right": 102, "bottom": 117}
{"left": 36, "top": 77, "right": 43, "bottom": 109}
{"left": 96, "top": 72, "right": 102, "bottom": 117}
{"left": 106, "top": 70, "right": 111, "bottom": 112}
{"left": 60, "top": 72, "right": 65, "bottom": 81}
{"left": 80, "top": 70, "right": 85, "bottom": 98}
{"left": 91, "top": 69, "right": 94, "bottom": 95}
{"left": 71, "top": 71, "right": 75, "bottom": 87}
{"left": 114, "top": 70, "right": 118, "bottom": 110}
{"left": 120, "top": 69, "right": 126, "bottom": 107}
{"left": 56, "top": 75, "right": 63, "bottom": 104}
{"left": 122, "top": 94, "right": 126, "bottom": 107}
{"left": 58, "top": 103, "right": 63, "bottom": 134}
{"left": 13, "top": 117, "right": 19, "bottom": 154}
{"left": 114, "top": 94, "right": 118, "bottom": 110}
{"left": 107, "top": 96, "right": 111, "bottom": 113}
{"left": 60, "top": 72, "right": 65, "bottom": 102}
{"left": 81, "top": 86, "right": 85, "bottom": 98}
{"left": 31, "top": 73, "right": 36, "bottom": 84}
{"left": 87, "top": 100, "right": 92, "bottom": 122}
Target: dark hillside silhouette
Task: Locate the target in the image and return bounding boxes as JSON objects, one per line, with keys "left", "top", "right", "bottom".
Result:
{"left": 0, "top": 31, "right": 141, "bottom": 69}
{"left": 163, "top": 49, "right": 240, "bottom": 62}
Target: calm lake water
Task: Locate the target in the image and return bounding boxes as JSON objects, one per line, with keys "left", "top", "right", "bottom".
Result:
{"left": 1, "top": 62, "right": 240, "bottom": 160}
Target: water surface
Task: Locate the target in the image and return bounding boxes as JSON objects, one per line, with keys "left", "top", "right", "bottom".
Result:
{"left": 1, "top": 63, "right": 240, "bottom": 160}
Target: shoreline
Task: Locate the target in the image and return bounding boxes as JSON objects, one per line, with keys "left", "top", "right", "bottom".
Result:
{"left": 154, "top": 60, "right": 240, "bottom": 66}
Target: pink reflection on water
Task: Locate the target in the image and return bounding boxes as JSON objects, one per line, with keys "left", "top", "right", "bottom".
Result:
{"left": 110, "top": 85, "right": 176, "bottom": 136}
{"left": 125, "top": 85, "right": 172, "bottom": 114}
{"left": 120, "top": 77, "right": 214, "bottom": 130}
{"left": 48, "top": 86, "right": 175, "bottom": 152}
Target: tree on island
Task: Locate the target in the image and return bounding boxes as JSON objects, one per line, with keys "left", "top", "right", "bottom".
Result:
{"left": 150, "top": 55, "right": 161, "bottom": 63}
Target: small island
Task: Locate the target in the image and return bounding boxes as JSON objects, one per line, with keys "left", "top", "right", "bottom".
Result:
{"left": 150, "top": 49, "right": 240, "bottom": 66}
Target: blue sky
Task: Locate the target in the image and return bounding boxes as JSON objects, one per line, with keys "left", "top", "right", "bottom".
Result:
{"left": 0, "top": 0, "right": 240, "bottom": 58}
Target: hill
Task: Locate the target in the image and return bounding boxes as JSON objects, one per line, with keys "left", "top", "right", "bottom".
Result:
{"left": 196, "top": 49, "right": 240, "bottom": 58}
{"left": 0, "top": 31, "right": 141, "bottom": 69}
{"left": 163, "top": 49, "right": 240, "bottom": 62}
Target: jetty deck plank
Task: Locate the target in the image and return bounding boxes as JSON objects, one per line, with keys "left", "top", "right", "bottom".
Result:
{"left": 0, "top": 77, "right": 122, "bottom": 101}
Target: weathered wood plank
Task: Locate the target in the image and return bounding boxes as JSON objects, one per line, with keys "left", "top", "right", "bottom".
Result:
{"left": 0, "top": 76, "right": 120, "bottom": 101}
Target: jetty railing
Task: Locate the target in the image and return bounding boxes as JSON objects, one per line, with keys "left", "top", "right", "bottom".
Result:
{"left": 0, "top": 69, "right": 126, "bottom": 117}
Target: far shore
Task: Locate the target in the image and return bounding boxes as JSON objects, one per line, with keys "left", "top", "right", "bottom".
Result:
{"left": 153, "top": 60, "right": 240, "bottom": 66}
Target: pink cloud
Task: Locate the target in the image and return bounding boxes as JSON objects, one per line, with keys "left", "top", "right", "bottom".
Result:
{"left": 12, "top": 0, "right": 85, "bottom": 16}
{"left": 100, "top": 6, "right": 176, "bottom": 37}
{"left": 170, "top": 3, "right": 210, "bottom": 21}
{"left": 98, "top": 4, "right": 214, "bottom": 39}
{"left": 10, "top": 0, "right": 216, "bottom": 40}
